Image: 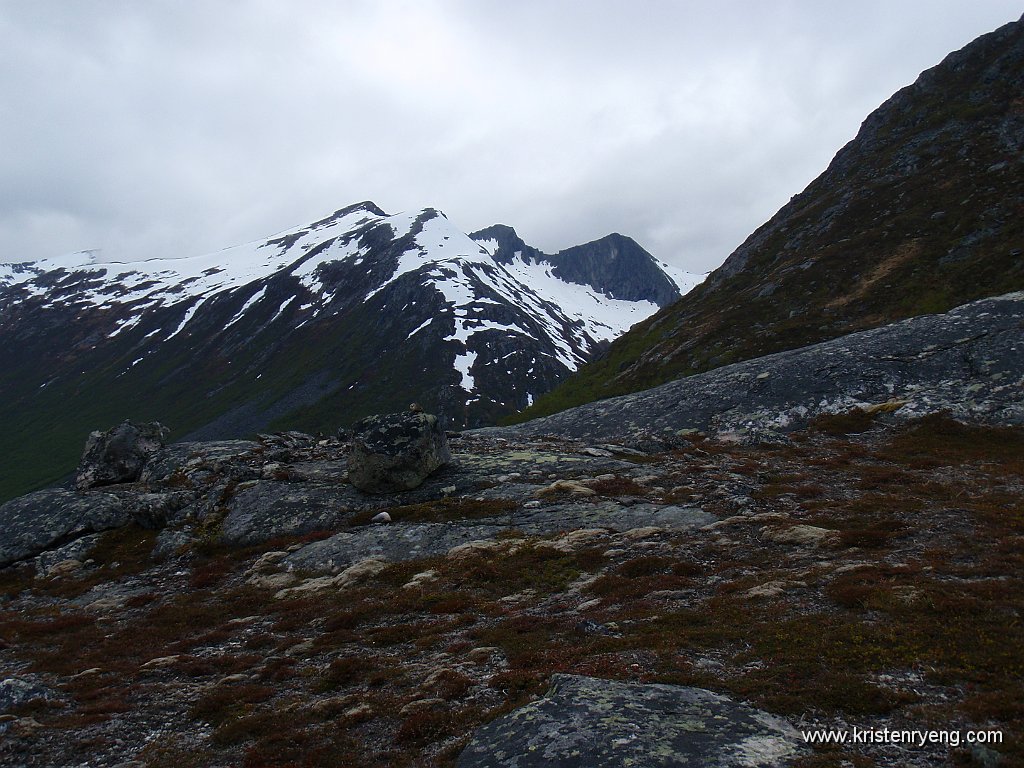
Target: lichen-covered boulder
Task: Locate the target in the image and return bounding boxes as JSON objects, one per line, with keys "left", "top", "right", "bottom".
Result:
{"left": 75, "top": 420, "right": 169, "bottom": 490}
{"left": 0, "top": 489, "right": 131, "bottom": 568}
{"left": 457, "top": 674, "right": 805, "bottom": 767}
{"left": 348, "top": 412, "right": 451, "bottom": 493}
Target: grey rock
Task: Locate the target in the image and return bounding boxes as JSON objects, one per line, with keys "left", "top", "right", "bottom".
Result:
{"left": 33, "top": 532, "right": 103, "bottom": 575}
{"left": 348, "top": 412, "right": 451, "bottom": 493}
{"left": 0, "top": 489, "right": 131, "bottom": 568}
{"left": 284, "top": 522, "right": 508, "bottom": 573}
{"left": 152, "top": 528, "right": 195, "bottom": 561}
{"left": 284, "top": 501, "right": 711, "bottom": 574}
{"left": 75, "top": 420, "right": 168, "bottom": 490}
{"left": 482, "top": 293, "right": 1024, "bottom": 444}
{"left": 140, "top": 440, "right": 261, "bottom": 484}
{"left": 128, "top": 492, "right": 191, "bottom": 529}
{"left": 219, "top": 482, "right": 358, "bottom": 546}
{"left": 217, "top": 462, "right": 467, "bottom": 547}
{"left": 0, "top": 678, "right": 56, "bottom": 714}
{"left": 457, "top": 674, "right": 805, "bottom": 767}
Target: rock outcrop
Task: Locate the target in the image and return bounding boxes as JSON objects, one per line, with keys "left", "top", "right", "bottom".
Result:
{"left": 0, "top": 489, "right": 132, "bottom": 568}
{"left": 75, "top": 421, "right": 168, "bottom": 491}
{"left": 457, "top": 674, "right": 805, "bottom": 767}
{"left": 348, "top": 412, "right": 452, "bottom": 493}
{"left": 487, "top": 292, "right": 1024, "bottom": 444}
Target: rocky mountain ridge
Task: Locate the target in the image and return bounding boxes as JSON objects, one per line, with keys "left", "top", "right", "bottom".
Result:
{"left": 0, "top": 203, "right": 699, "bottom": 504}
{"left": 516, "top": 13, "right": 1024, "bottom": 421}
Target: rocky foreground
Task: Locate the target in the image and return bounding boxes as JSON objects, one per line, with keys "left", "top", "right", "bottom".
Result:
{"left": 1, "top": 293, "right": 1023, "bottom": 767}
{"left": 1, "top": 410, "right": 1022, "bottom": 767}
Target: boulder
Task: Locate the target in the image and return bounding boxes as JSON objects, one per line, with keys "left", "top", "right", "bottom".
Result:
{"left": 0, "top": 489, "right": 131, "bottom": 568}
{"left": 348, "top": 412, "right": 451, "bottom": 493}
{"left": 75, "top": 420, "right": 169, "bottom": 490}
{"left": 457, "top": 674, "right": 805, "bottom": 767}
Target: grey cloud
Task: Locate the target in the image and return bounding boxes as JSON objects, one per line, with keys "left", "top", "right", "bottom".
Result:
{"left": 1, "top": 0, "right": 1020, "bottom": 271}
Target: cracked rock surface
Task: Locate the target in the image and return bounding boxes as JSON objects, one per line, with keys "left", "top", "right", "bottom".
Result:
{"left": 484, "top": 292, "right": 1024, "bottom": 445}
{"left": 457, "top": 674, "right": 805, "bottom": 767}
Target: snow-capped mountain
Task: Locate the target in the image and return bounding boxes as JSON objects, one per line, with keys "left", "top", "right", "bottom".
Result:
{"left": 0, "top": 201, "right": 700, "bottom": 501}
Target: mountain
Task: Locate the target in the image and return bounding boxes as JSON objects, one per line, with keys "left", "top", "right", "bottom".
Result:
{"left": 0, "top": 203, "right": 699, "bottom": 502}
{"left": 515, "top": 14, "right": 1024, "bottom": 421}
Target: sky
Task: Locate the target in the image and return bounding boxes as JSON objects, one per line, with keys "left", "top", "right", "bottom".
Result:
{"left": 1, "top": 1, "right": 1020, "bottom": 273}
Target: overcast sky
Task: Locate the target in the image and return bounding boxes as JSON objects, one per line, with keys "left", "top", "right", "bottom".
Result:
{"left": 1, "top": 1, "right": 1020, "bottom": 273}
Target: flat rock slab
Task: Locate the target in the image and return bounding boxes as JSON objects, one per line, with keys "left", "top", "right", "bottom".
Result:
{"left": 482, "top": 292, "right": 1024, "bottom": 443}
{"left": 284, "top": 522, "right": 509, "bottom": 573}
{"left": 512, "top": 501, "right": 714, "bottom": 533}
{"left": 457, "top": 675, "right": 805, "bottom": 767}
{"left": 283, "top": 502, "right": 712, "bottom": 573}
{"left": 219, "top": 466, "right": 470, "bottom": 546}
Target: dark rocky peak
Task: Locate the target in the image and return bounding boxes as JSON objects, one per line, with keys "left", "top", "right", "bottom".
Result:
{"left": 312, "top": 200, "right": 388, "bottom": 227}
{"left": 471, "top": 226, "right": 685, "bottom": 307}
{"left": 469, "top": 224, "right": 546, "bottom": 264}
{"left": 548, "top": 233, "right": 681, "bottom": 306}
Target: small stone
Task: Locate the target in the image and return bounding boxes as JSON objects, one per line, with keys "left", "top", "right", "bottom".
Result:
{"left": 308, "top": 695, "right": 357, "bottom": 717}
{"left": 335, "top": 557, "right": 390, "bottom": 588}
{"left": 284, "top": 640, "right": 315, "bottom": 657}
{"left": 247, "top": 572, "right": 299, "bottom": 590}
{"left": 447, "top": 539, "right": 519, "bottom": 560}
{"left": 576, "top": 598, "right": 602, "bottom": 612}
{"left": 762, "top": 524, "right": 840, "bottom": 548}
{"left": 371, "top": 511, "right": 392, "bottom": 524}
{"left": 466, "top": 647, "right": 501, "bottom": 663}
{"left": 274, "top": 575, "right": 337, "bottom": 599}
{"left": 617, "top": 526, "right": 665, "bottom": 541}
{"left": 217, "top": 674, "right": 250, "bottom": 685}
{"left": 343, "top": 704, "right": 373, "bottom": 722}
{"left": 540, "top": 528, "right": 607, "bottom": 553}
{"left": 583, "top": 447, "right": 613, "bottom": 457}
{"left": 249, "top": 550, "right": 289, "bottom": 573}
{"left": 742, "top": 580, "right": 806, "bottom": 599}
{"left": 140, "top": 655, "right": 181, "bottom": 670}
{"left": 45, "top": 559, "right": 83, "bottom": 578}
{"left": 11, "top": 717, "right": 43, "bottom": 735}
{"left": 537, "top": 480, "right": 596, "bottom": 497}
{"left": 403, "top": 569, "right": 440, "bottom": 589}
{"left": 86, "top": 596, "right": 129, "bottom": 611}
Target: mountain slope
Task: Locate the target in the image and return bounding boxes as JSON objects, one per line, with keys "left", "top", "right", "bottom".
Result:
{"left": 0, "top": 203, "right": 699, "bottom": 502}
{"left": 514, "top": 14, "right": 1024, "bottom": 422}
